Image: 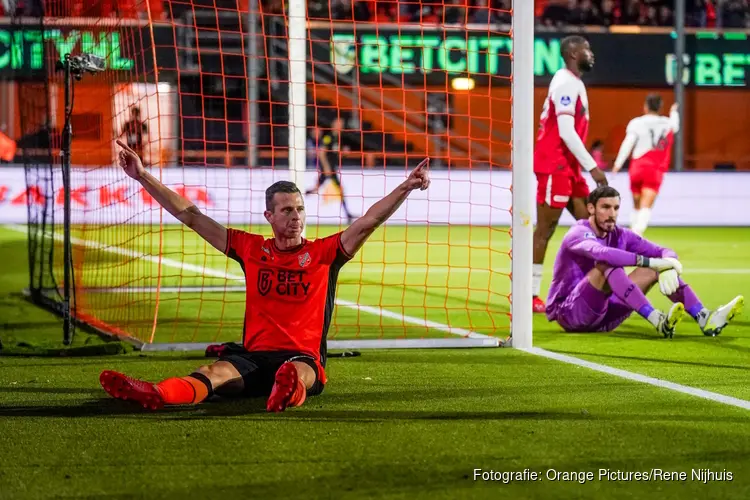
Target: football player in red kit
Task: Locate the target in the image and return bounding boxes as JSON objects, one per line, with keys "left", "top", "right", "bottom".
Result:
{"left": 532, "top": 35, "right": 608, "bottom": 313}
{"left": 612, "top": 95, "right": 679, "bottom": 236}
{"left": 99, "top": 140, "right": 430, "bottom": 412}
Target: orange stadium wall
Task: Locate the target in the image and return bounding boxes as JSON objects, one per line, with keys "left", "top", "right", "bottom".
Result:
{"left": 330, "top": 84, "right": 750, "bottom": 171}
{"left": 11, "top": 82, "right": 115, "bottom": 167}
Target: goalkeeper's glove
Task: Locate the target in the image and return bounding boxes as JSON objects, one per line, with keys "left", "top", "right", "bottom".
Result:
{"left": 658, "top": 269, "right": 680, "bottom": 296}
{"left": 636, "top": 256, "right": 683, "bottom": 274}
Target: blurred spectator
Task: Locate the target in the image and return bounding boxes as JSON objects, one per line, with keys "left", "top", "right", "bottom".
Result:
{"left": 541, "top": 0, "right": 571, "bottom": 26}
{"left": 659, "top": 5, "right": 674, "bottom": 26}
{"left": 470, "top": 0, "right": 511, "bottom": 24}
{"left": 720, "top": 0, "right": 750, "bottom": 27}
{"left": 590, "top": 140, "right": 608, "bottom": 170}
{"left": 569, "top": 0, "right": 603, "bottom": 25}
{"left": 599, "top": 0, "right": 616, "bottom": 26}
{"left": 330, "top": 0, "right": 370, "bottom": 21}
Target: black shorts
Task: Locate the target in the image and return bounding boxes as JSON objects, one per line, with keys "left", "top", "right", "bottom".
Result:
{"left": 216, "top": 343, "right": 325, "bottom": 397}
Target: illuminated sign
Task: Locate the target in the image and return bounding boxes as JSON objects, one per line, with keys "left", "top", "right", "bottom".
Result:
{"left": 329, "top": 33, "right": 563, "bottom": 79}
{"left": 0, "top": 28, "right": 134, "bottom": 72}
{"left": 665, "top": 52, "right": 750, "bottom": 87}
{"left": 317, "top": 29, "right": 750, "bottom": 88}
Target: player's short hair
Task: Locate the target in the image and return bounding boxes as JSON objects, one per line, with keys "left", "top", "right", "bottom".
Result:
{"left": 265, "top": 181, "right": 301, "bottom": 212}
{"left": 587, "top": 186, "right": 620, "bottom": 206}
{"left": 645, "top": 93, "right": 663, "bottom": 112}
{"left": 560, "top": 35, "right": 587, "bottom": 60}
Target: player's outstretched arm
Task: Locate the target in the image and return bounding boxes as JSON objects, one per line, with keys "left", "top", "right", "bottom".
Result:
{"left": 116, "top": 140, "right": 228, "bottom": 253}
{"left": 340, "top": 158, "right": 430, "bottom": 257}
{"left": 669, "top": 103, "right": 680, "bottom": 133}
{"left": 612, "top": 130, "right": 637, "bottom": 175}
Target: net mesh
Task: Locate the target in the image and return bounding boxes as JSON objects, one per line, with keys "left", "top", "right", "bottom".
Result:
{"left": 16, "top": 0, "right": 515, "bottom": 347}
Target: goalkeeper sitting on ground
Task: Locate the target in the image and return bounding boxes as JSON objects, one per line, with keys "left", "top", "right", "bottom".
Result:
{"left": 100, "top": 140, "right": 430, "bottom": 412}
{"left": 546, "top": 186, "right": 743, "bottom": 337}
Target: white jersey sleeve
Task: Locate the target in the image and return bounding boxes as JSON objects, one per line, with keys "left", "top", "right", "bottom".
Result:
{"left": 668, "top": 108, "right": 680, "bottom": 134}
{"left": 550, "top": 73, "right": 596, "bottom": 171}
{"left": 614, "top": 119, "right": 639, "bottom": 170}
{"left": 549, "top": 74, "right": 581, "bottom": 118}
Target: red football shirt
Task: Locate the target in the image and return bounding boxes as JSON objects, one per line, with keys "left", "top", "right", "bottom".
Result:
{"left": 534, "top": 69, "right": 590, "bottom": 175}
{"left": 225, "top": 229, "right": 352, "bottom": 383}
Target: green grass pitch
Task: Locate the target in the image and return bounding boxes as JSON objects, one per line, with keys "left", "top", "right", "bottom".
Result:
{"left": 1, "top": 223, "right": 750, "bottom": 499}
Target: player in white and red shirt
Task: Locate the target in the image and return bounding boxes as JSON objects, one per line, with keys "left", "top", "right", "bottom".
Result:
{"left": 532, "top": 36, "right": 608, "bottom": 313}
{"left": 612, "top": 95, "right": 680, "bottom": 236}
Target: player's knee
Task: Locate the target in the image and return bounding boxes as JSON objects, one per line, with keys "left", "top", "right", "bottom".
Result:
{"left": 198, "top": 363, "right": 237, "bottom": 385}
{"left": 594, "top": 263, "right": 611, "bottom": 275}
{"left": 291, "top": 361, "right": 317, "bottom": 389}
{"left": 589, "top": 263, "right": 615, "bottom": 291}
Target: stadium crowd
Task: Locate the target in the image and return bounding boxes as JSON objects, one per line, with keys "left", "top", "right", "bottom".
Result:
{"left": 2, "top": 0, "right": 749, "bottom": 28}
{"left": 313, "top": 0, "right": 749, "bottom": 27}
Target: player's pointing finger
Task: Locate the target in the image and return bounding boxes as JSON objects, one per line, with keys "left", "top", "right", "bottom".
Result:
{"left": 116, "top": 139, "right": 135, "bottom": 155}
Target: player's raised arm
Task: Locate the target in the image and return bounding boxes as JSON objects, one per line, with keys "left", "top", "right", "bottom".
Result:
{"left": 612, "top": 122, "right": 637, "bottom": 175}
{"left": 116, "top": 140, "right": 228, "bottom": 253}
{"left": 340, "top": 158, "right": 430, "bottom": 257}
{"left": 668, "top": 103, "right": 680, "bottom": 133}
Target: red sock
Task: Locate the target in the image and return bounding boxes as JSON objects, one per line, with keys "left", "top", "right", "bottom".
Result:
{"left": 288, "top": 377, "right": 307, "bottom": 408}
{"left": 156, "top": 374, "right": 212, "bottom": 405}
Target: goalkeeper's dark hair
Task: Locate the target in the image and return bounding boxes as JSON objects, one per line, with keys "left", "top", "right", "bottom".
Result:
{"left": 265, "top": 181, "right": 301, "bottom": 211}
{"left": 587, "top": 186, "right": 620, "bottom": 206}
{"left": 560, "top": 35, "right": 588, "bottom": 60}
{"left": 645, "top": 93, "right": 663, "bottom": 112}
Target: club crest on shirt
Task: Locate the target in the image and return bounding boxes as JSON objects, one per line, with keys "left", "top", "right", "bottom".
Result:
{"left": 298, "top": 252, "right": 311, "bottom": 268}
{"left": 560, "top": 95, "right": 572, "bottom": 106}
{"left": 584, "top": 231, "right": 596, "bottom": 239}
{"left": 257, "top": 269, "right": 273, "bottom": 296}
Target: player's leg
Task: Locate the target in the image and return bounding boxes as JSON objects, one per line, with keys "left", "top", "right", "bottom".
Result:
{"left": 567, "top": 173, "right": 591, "bottom": 221}
{"left": 532, "top": 173, "right": 570, "bottom": 312}
{"left": 631, "top": 182, "right": 659, "bottom": 236}
{"left": 566, "top": 197, "right": 588, "bottom": 220}
{"left": 331, "top": 173, "right": 354, "bottom": 222}
{"left": 629, "top": 171, "right": 642, "bottom": 230}
{"left": 306, "top": 172, "right": 328, "bottom": 195}
{"left": 552, "top": 274, "right": 610, "bottom": 332}
{"left": 266, "top": 359, "right": 320, "bottom": 412}
{"left": 665, "top": 278, "right": 744, "bottom": 337}
{"left": 588, "top": 264, "right": 684, "bottom": 337}
{"left": 99, "top": 358, "right": 242, "bottom": 410}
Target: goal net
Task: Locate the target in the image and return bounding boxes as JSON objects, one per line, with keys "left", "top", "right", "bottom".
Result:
{"left": 15, "top": 0, "right": 533, "bottom": 350}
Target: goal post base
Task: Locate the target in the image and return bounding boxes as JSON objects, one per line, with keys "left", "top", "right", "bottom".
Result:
{"left": 141, "top": 337, "right": 501, "bottom": 352}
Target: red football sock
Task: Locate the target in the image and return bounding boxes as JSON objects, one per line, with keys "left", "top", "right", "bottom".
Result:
{"left": 156, "top": 373, "right": 213, "bottom": 405}
{"left": 288, "top": 377, "right": 307, "bottom": 408}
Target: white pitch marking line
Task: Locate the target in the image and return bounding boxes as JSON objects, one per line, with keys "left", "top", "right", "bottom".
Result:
{"left": 5, "top": 224, "right": 750, "bottom": 410}
{"left": 524, "top": 347, "right": 750, "bottom": 411}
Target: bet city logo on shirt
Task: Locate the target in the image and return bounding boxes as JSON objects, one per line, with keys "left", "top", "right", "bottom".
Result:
{"left": 257, "top": 269, "right": 312, "bottom": 298}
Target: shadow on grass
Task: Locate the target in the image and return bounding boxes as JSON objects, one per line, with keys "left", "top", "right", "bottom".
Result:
{"left": 0, "top": 386, "right": 101, "bottom": 395}
{"left": 2, "top": 390, "right": 749, "bottom": 423}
